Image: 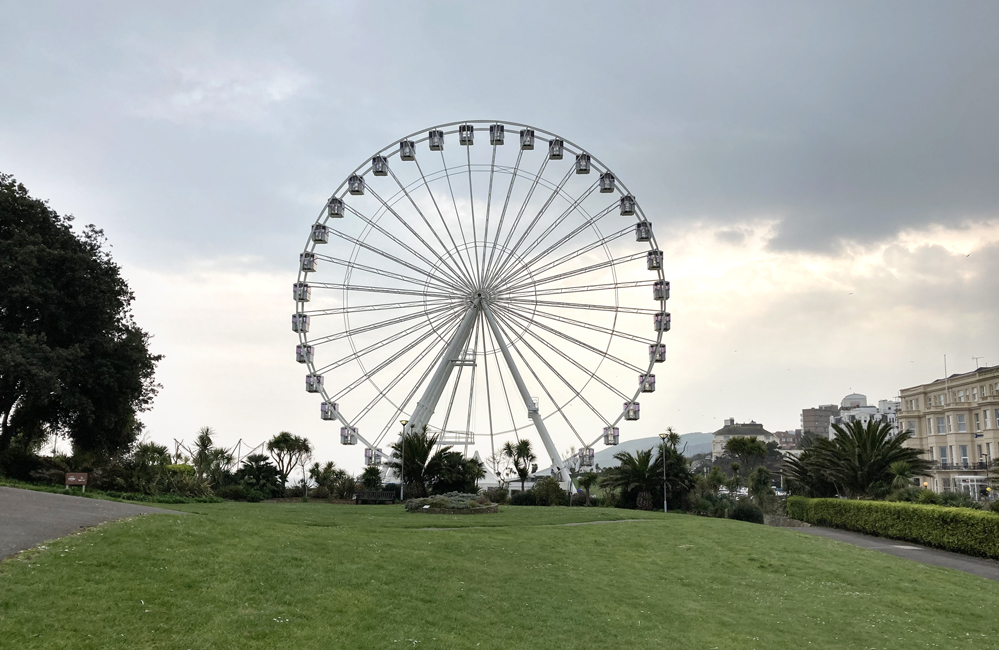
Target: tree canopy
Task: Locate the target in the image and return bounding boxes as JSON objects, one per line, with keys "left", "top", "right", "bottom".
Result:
{"left": 0, "top": 173, "right": 161, "bottom": 456}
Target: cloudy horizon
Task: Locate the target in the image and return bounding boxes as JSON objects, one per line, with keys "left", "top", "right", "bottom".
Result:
{"left": 3, "top": 1, "right": 997, "bottom": 471}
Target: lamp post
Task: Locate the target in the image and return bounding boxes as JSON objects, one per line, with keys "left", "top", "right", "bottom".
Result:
{"left": 658, "top": 432, "right": 668, "bottom": 514}
{"left": 399, "top": 420, "right": 408, "bottom": 502}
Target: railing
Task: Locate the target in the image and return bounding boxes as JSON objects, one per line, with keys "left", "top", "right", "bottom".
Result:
{"left": 931, "top": 461, "right": 990, "bottom": 471}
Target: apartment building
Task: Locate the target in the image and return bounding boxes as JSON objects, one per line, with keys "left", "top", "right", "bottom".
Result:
{"left": 774, "top": 429, "right": 803, "bottom": 449}
{"left": 711, "top": 418, "right": 776, "bottom": 458}
{"left": 900, "top": 366, "right": 999, "bottom": 495}
{"left": 801, "top": 404, "right": 840, "bottom": 439}
{"left": 830, "top": 398, "right": 900, "bottom": 439}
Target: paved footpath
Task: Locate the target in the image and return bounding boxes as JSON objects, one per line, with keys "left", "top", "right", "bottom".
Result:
{"left": 0, "top": 486, "right": 186, "bottom": 559}
{"left": 795, "top": 525, "right": 999, "bottom": 582}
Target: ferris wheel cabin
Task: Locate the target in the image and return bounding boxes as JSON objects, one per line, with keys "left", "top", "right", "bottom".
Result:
{"left": 364, "top": 448, "right": 383, "bottom": 465}
{"left": 549, "top": 138, "right": 564, "bottom": 160}
{"left": 399, "top": 140, "right": 416, "bottom": 160}
{"left": 636, "top": 221, "right": 652, "bottom": 242}
{"left": 300, "top": 252, "right": 317, "bottom": 272}
{"left": 603, "top": 426, "right": 620, "bottom": 445}
{"left": 575, "top": 153, "right": 591, "bottom": 174}
{"left": 489, "top": 123, "right": 505, "bottom": 145}
{"left": 371, "top": 155, "right": 389, "bottom": 176}
{"left": 578, "top": 447, "right": 595, "bottom": 467}
{"left": 327, "top": 197, "right": 344, "bottom": 218}
{"left": 640, "top": 373, "right": 656, "bottom": 393}
{"left": 428, "top": 129, "right": 445, "bottom": 150}
{"left": 653, "top": 312, "right": 671, "bottom": 332}
{"left": 624, "top": 402, "right": 641, "bottom": 421}
{"left": 340, "top": 426, "right": 358, "bottom": 445}
{"left": 647, "top": 250, "right": 663, "bottom": 270}
{"left": 311, "top": 224, "right": 329, "bottom": 244}
{"left": 650, "top": 343, "right": 667, "bottom": 363}
{"left": 599, "top": 172, "right": 616, "bottom": 193}
{"left": 459, "top": 124, "right": 474, "bottom": 145}
{"left": 347, "top": 174, "right": 365, "bottom": 195}
{"left": 305, "top": 373, "right": 323, "bottom": 393}
{"left": 653, "top": 280, "right": 669, "bottom": 301}
{"left": 291, "top": 313, "right": 309, "bottom": 333}
{"left": 320, "top": 401, "right": 339, "bottom": 420}
{"left": 620, "top": 195, "right": 636, "bottom": 215}
{"left": 519, "top": 128, "right": 535, "bottom": 150}
{"left": 295, "top": 344, "right": 314, "bottom": 364}
{"left": 293, "top": 282, "right": 311, "bottom": 302}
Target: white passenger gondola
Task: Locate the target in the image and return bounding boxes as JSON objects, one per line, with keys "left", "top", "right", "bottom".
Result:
{"left": 489, "top": 124, "right": 504, "bottom": 145}
{"left": 575, "top": 153, "right": 591, "bottom": 174}
{"left": 578, "top": 447, "right": 595, "bottom": 467}
{"left": 305, "top": 373, "right": 323, "bottom": 392}
{"left": 340, "top": 426, "right": 358, "bottom": 445}
{"left": 293, "top": 282, "right": 311, "bottom": 302}
{"left": 653, "top": 280, "right": 669, "bottom": 301}
{"left": 327, "top": 197, "right": 344, "bottom": 218}
{"left": 647, "top": 250, "right": 663, "bottom": 270}
{"left": 624, "top": 402, "right": 640, "bottom": 421}
{"left": 300, "top": 252, "right": 317, "bottom": 272}
{"left": 399, "top": 140, "right": 416, "bottom": 161}
{"left": 599, "top": 172, "right": 616, "bottom": 193}
{"left": 549, "top": 138, "right": 564, "bottom": 160}
{"left": 653, "top": 312, "right": 671, "bottom": 332}
{"left": 520, "top": 128, "right": 535, "bottom": 150}
{"left": 311, "top": 224, "right": 329, "bottom": 244}
{"left": 295, "top": 344, "right": 314, "bottom": 364}
{"left": 620, "top": 194, "right": 636, "bottom": 216}
{"left": 364, "top": 448, "right": 383, "bottom": 465}
{"left": 603, "top": 426, "right": 620, "bottom": 446}
{"left": 640, "top": 374, "right": 656, "bottom": 393}
{"left": 291, "top": 313, "right": 310, "bottom": 333}
{"left": 320, "top": 401, "right": 338, "bottom": 420}
{"left": 428, "top": 129, "right": 444, "bottom": 150}
{"left": 650, "top": 343, "right": 666, "bottom": 363}
{"left": 636, "top": 221, "right": 651, "bottom": 242}
{"left": 347, "top": 174, "right": 365, "bottom": 195}
{"left": 372, "top": 155, "right": 389, "bottom": 176}
{"left": 459, "top": 124, "right": 474, "bottom": 145}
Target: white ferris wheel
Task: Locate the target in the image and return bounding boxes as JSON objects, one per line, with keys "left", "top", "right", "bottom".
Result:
{"left": 292, "top": 120, "right": 670, "bottom": 482}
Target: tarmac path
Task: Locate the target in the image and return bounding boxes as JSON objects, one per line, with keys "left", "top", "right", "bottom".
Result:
{"left": 795, "top": 525, "right": 999, "bottom": 582}
{"left": 0, "top": 486, "right": 186, "bottom": 559}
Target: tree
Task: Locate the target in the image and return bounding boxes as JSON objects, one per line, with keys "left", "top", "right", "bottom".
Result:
{"left": 360, "top": 465, "right": 382, "bottom": 490}
{"left": 599, "top": 445, "right": 693, "bottom": 511}
{"left": 724, "top": 436, "right": 768, "bottom": 472}
{"left": 266, "top": 432, "right": 312, "bottom": 488}
{"left": 577, "top": 472, "right": 599, "bottom": 506}
{"left": 502, "top": 439, "right": 537, "bottom": 492}
{"left": 234, "top": 454, "right": 282, "bottom": 498}
{"left": 0, "top": 173, "right": 162, "bottom": 456}
{"left": 783, "top": 419, "right": 931, "bottom": 498}
{"left": 310, "top": 461, "right": 349, "bottom": 496}
{"left": 384, "top": 429, "right": 450, "bottom": 498}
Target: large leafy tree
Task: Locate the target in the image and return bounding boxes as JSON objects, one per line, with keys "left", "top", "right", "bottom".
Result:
{"left": 783, "top": 419, "right": 931, "bottom": 498}
{"left": 0, "top": 173, "right": 161, "bottom": 456}
{"left": 600, "top": 444, "right": 694, "bottom": 510}
{"left": 502, "top": 439, "right": 537, "bottom": 492}
{"left": 266, "top": 431, "right": 313, "bottom": 487}
{"left": 724, "top": 436, "right": 768, "bottom": 472}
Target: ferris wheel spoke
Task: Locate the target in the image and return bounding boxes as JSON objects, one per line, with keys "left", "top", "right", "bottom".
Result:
{"left": 437, "top": 308, "right": 479, "bottom": 439}
{"left": 500, "top": 221, "right": 634, "bottom": 286}
{"left": 343, "top": 198, "right": 470, "bottom": 292}
{"left": 309, "top": 282, "right": 455, "bottom": 300}
{"left": 502, "top": 297, "right": 661, "bottom": 316}
{"left": 438, "top": 151, "right": 478, "bottom": 281}
{"left": 486, "top": 167, "right": 574, "bottom": 289}
{"left": 480, "top": 315, "right": 497, "bottom": 459}
{"left": 314, "top": 253, "right": 461, "bottom": 294}
{"left": 460, "top": 311, "right": 482, "bottom": 453}
{"left": 465, "top": 145, "right": 482, "bottom": 285}
{"left": 512, "top": 304, "right": 656, "bottom": 348}
{"left": 501, "top": 251, "right": 647, "bottom": 295}
{"left": 308, "top": 302, "right": 457, "bottom": 346}
{"left": 326, "top": 225, "right": 467, "bottom": 294}
{"left": 313, "top": 304, "right": 461, "bottom": 375}
{"left": 496, "top": 207, "right": 624, "bottom": 290}
{"left": 509, "top": 279, "right": 652, "bottom": 298}
{"left": 484, "top": 324, "right": 523, "bottom": 445}
{"left": 480, "top": 143, "right": 499, "bottom": 285}
{"left": 412, "top": 157, "right": 477, "bottom": 287}
{"left": 491, "top": 311, "right": 588, "bottom": 449}
{"left": 492, "top": 303, "right": 647, "bottom": 374}
{"left": 303, "top": 297, "right": 452, "bottom": 317}
{"left": 483, "top": 148, "right": 524, "bottom": 282}
{"left": 482, "top": 154, "right": 551, "bottom": 287}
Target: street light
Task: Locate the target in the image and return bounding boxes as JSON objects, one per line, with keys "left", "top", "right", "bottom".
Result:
{"left": 658, "top": 432, "right": 669, "bottom": 514}
{"left": 399, "top": 420, "right": 408, "bottom": 502}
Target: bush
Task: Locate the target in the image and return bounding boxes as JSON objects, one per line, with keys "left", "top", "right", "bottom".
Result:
{"left": 730, "top": 501, "right": 764, "bottom": 524}
{"left": 509, "top": 490, "right": 537, "bottom": 506}
{"left": 788, "top": 496, "right": 999, "bottom": 558}
{"left": 533, "top": 476, "right": 568, "bottom": 506}
{"left": 404, "top": 491, "right": 490, "bottom": 512}
{"left": 570, "top": 492, "right": 594, "bottom": 507}
{"left": 917, "top": 489, "right": 941, "bottom": 505}
{"left": 990, "top": 500, "right": 999, "bottom": 515}
{"left": 483, "top": 487, "right": 509, "bottom": 504}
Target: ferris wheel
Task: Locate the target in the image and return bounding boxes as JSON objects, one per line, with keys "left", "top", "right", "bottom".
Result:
{"left": 292, "top": 120, "right": 670, "bottom": 482}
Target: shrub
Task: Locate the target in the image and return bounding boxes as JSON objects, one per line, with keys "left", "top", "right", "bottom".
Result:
{"left": 990, "top": 500, "right": 999, "bottom": 515}
{"left": 533, "top": 476, "right": 568, "bottom": 506}
{"left": 483, "top": 487, "right": 509, "bottom": 504}
{"left": 509, "top": 490, "right": 537, "bottom": 506}
{"left": 788, "top": 496, "right": 999, "bottom": 558}
{"left": 404, "top": 491, "right": 490, "bottom": 512}
{"left": 570, "top": 492, "right": 594, "bottom": 507}
{"left": 730, "top": 501, "right": 764, "bottom": 524}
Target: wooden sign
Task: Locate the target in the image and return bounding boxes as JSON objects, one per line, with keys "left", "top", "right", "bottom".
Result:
{"left": 65, "top": 473, "right": 88, "bottom": 492}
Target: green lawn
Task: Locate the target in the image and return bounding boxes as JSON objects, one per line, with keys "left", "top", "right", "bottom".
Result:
{"left": 2, "top": 502, "right": 998, "bottom": 649}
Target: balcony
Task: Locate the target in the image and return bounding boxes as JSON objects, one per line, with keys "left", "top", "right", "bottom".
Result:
{"left": 931, "top": 461, "right": 990, "bottom": 471}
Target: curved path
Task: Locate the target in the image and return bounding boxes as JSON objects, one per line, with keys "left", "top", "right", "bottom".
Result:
{"left": 0, "top": 486, "right": 185, "bottom": 559}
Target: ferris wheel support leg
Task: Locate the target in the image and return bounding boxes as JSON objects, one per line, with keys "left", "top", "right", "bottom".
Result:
{"left": 406, "top": 299, "right": 481, "bottom": 436}
{"left": 481, "top": 304, "right": 571, "bottom": 486}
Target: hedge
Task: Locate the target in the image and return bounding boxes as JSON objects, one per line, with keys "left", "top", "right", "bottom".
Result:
{"left": 788, "top": 496, "right": 999, "bottom": 559}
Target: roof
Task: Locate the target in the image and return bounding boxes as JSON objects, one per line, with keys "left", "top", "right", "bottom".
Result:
{"left": 712, "top": 422, "right": 773, "bottom": 438}
{"left": 901, "top": 365, "right": 999, "bottom": 391}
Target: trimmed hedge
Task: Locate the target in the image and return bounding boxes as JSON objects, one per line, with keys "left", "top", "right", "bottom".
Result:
{"left": 788, "top": 496, "right": 999, "bottom": 559}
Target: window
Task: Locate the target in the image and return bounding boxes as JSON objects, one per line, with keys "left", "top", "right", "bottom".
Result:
{"left": 907, "top": 421, "right": 915, "bottom": 433}
{"left": 949, "top": 446, "right": 955, "bottom": 464}
{"left": 987, "top": 410, "right": 992, "bottom": 430}
{"left": 960, "top": 445, "right": 969, "bottom": 467}
{"left": 957, "top": 390, "right": 965, "bottom": 403}
{"left": 975, "top": 412, "right": 981, "bottom": 431}
{"left": 939, "top": 446, "right": 948, "bottom": 463}
{"left": 936, "top": 417, "right": 945, "bottom": 434}
{"left": 989, "top": 442, "right": 994, "bottom": 461}
{"left": 957, "top": 414, "right": 967, "bottom": 432}
{"left": 977, "top": 444, "right": 983, "bottom": 462}
{"left": 948, "top": 415, "right": 953, "bottom": 433}
{"left": 972, "top": 388, "right": 979, "bottom": 402}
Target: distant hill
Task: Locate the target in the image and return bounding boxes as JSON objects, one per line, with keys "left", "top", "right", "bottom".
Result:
{"left": 591, "top": 432, "right": 712, "bottom": 468}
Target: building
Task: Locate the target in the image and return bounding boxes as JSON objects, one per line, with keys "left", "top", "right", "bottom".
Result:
{"left": 829, "top": 398, "right": 900, "bottom": 439}
{"left": 711, "top": 418, "right": 776, "bottom": 458}
{"left": 774, "top": 429, "right": 803, "bottom": 449}
{"left": 801, "top": 404, "right": 840, "bottom": 439}
{"left": 899, "top": 366, "right": 999, "bottom": 496}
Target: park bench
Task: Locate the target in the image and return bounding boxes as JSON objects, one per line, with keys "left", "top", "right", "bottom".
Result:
{"left": 354, "top": 491, "right": 397, "bottom": 505}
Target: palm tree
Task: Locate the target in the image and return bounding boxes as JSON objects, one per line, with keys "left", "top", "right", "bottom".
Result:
{"left": 784, "top": 419, "right": 931, "bottom": 498}
{"left": 577, "top": 472, "right": 599, "bottom": 506}
{"left": 600, "top": 448, "right": 660, "bottom": 510}
{"left": 890, "top": 461, "right": 914, "bottom": 492}
{"left": 384, "top": 429, "right": 451, "bottom": 498}
{"left": 502, "top": 439, "right": 537, "bottom": 493}
{"left": 191, "top": 426, "right": 215, "bottom": 481}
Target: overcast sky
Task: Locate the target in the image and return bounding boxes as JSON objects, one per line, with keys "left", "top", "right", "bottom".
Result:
{"left": 3, "top": 1, "right": 997, "bottom": 471}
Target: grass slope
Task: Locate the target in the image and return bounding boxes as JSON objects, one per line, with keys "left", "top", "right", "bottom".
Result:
{"left": 1, "top": 502, "right": 997, "bottom": 649}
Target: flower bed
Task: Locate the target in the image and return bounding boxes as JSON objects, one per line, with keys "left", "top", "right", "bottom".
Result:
{"left": 404, "top": 491, "right": 496, "bottom": 514}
